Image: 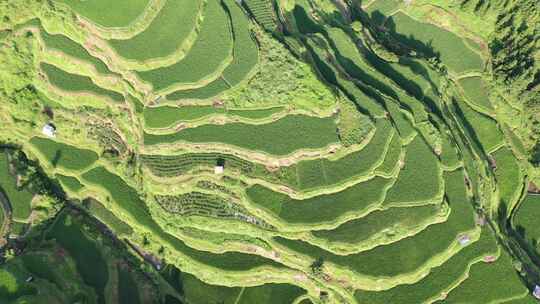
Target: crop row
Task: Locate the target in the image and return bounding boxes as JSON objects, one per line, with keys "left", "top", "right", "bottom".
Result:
{"left": 80, "top": 166, "right": 283, "bottom": 273}
{"left": 142, "top": 118, "right": 395, "bottom": 191}
{"left": 86, "top": 121, "right": 128, "bottom": 155}
{"left": 244, "top": 0, "right": 277, "bottom": 31}
{"left": 196, "top": 180, "right": 240, "bottom": 199}
{"left": 154, "top": 192, "right": 274, "bottom": 229}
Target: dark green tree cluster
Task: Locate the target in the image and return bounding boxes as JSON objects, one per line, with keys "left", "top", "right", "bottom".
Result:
{"left": 488, "top": 0, "right": 539, "bottom": 165}
{"left": 459, "top": 0, "right": 510, "bottom": 16}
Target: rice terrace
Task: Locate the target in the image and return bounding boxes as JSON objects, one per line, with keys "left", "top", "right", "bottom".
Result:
{"left": 0, "top": 0, "right": 539, "bottom": 303}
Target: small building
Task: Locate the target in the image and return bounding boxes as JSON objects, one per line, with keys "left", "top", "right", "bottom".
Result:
{"left": 41, "top": 123, "right": 56, "bottom": 138}
{"left": 215, "top": 158, "right": 225, "bottom": 174}
{"left": 214, "top": 165, "right": 224, "bottom": 174}
{"left": 483, "top": 255, "right": 497, "bottom": 263}
{"left": 533, "top": 285, "right": 540, "bottom": 299}
{"left": 458, "top": 234, "right": 471, "bottom": 246}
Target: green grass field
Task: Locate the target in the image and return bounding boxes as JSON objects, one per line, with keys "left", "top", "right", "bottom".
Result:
{"left": 118, "top": 266, "right": 141, "bottom": 304}
{"left": 441, "top": 251, "right": 527, "bottom": 303}
{"left": 30, "top": 137, "right": 98, "bottom": 171}
{"left": 440, "top": 131, "right": 461, "bottom": 168}
{"left": 387, "top": 12, "right": 484, "bottom": 73}
{"left": 274, "top": 169, "right": 476, "bottom": 278}
{"left": 82, "top": 199, "right": 133, "bottom": 237}
{"left": 458, "top": 76, "right": 494, "bottom": 111}
{"left": 354, "top": 227, "right": 498, "bottom": 303}
{"left": 53, "top": 0, "right": 150, "bottom": 28}
{"left": 383, "top": 135, "right": 442, "bottom": 206}
{"left": 365, "top": 0, "right": 401, "bottom": 17}
{"left": 180, "top": 272, "right": 242, "bottom": 304}
{"left": 81, "top": 167, "right": 282, "bottom": 272}
{"left": 136, "top": 0, "right": 232, "bottom": 91}
{"left": 144, "top": 105, "right": 224, "bottom": 129}
{"left": 109, "top": 0, "right": 201, "bottom": 61}
{"left": 376, "top": 132, "right": 403, "bottom": 175}
{"left": 312, "top": 204, "right": 442, "bottom": 245}
{"left": 41, "top": 62, "right": 124, "bottom": 102}
{"left": 40, "top": 29, "right": 113, "bottom": 75}
{"left": 453, "top": 97, "right": 503, "bottom": 153}
{"left": 246, "top": 176, "right": 393, "bottom": 224}
{"left": 0, "top": 152, "right": 34, "bottom": 221}
{"left": 144, "top": 114, "right": 339, "bottom": 156}
{"left": 221, "top": 0, "right": 259, "bottom": 86}
{"left": 46, "top": 212, "right": 108, "bottom": 304}
{"left": 492, "top": 147, "right": 521, "bottom": 208}
{"left": 166, "top": 78, "right": 231, "bottom": 100}
{"left": 513, "top": 194, "right": 540, "bottom": 247}
{"left": 294, "top": 119, "right": 392, "bottom": 189}
{"left": 143, "top": 106, "right": 283, "bottom": 129}
{"left": 237, "top": 283, "right": 306, "bottom": 304}
{"left": 56, "top": 174, "right": 84, "bottom": 192}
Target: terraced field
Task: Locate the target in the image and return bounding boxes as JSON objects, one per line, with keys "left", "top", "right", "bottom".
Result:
{"left": 1, "top": 0, "right": 538, "bottom": 303}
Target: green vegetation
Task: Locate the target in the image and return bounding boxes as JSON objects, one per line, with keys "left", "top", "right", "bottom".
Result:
{"left": 177, "top": 272, "right": 242, "bottom": 304}
{"left": 442, "top": 252, "right": 527, "bottom": 303}
{"left": 118, "top": 266, "right": 141, "bottom": 304}
{"left": 144, "top": 105, "right": 224, "bottom": 128}
{"left": 247, "top": 176, "right": 393, "bottom": 224}
{"left": 453, "top": 97, "right": 503, "bottom": 153}
{"left": 53, "top": 0, "right": 150, "bottom": 28}
{"left": 46, "top": 212, "right": 109, "bottom": 304}
{"left": 41, "top": 62, "right": 124, "bottom": 102}
{"left": 244, "top": 0, "right": 277, "bottom": 31}
{"left": 0, "top": 151, "right": 34, "bottom": 221}
{"left": 0, "top": 0, "right": 537, "bottom": 301}
{"left": 458, "top": 76, "right": 493, "bottom": 111}
{"left": 387, "top": 12, "right": 484, "bottom": 73}
{"left": 222, "top": 0, "right": 260, "bottom": 88}
{"left": 312, "top": 203, "right": 443, "bottom": 245}
{"left": 82, "top": 199, "right": 133, "bottom": 237}
{"left": 337, "top": 98, "right": 374, "bottom": 147}
{"left": 513, "top": 194, "right": 540, "bottom": 249}
{"left": 144, "top": 114, "right": 339, "bottom": 156}
{"left": 383, "top": 135, "right": 442, "bottom": 206}
{"left": 274, "top": 169, "right": 476, "bottom": 278}
{"left": 56, "top": 174, "right": 83, "bottom": 192}
{"left": 30, "top": 137, "right": 98, "bottom": 171}
{"left": 143, "top": 105, "right": 284, "bottom": 129}
{"left": 354, "top": 227, "right": 498, "bottom": 303}
{"left": 108, "top": 0, "right": 201, "bottom": 60}
{"left": 40, "top": 29, "right": 113, "bottom": 75}
{"left": 222, "top": 27, "right": 335, "bottom": 110}
{"left": 376, "top": 132, "right": 402, "bottom": 175}
{"left": 136, "top": 0, "right": 232, "bottom": 91}
{"left": 492, "top": 147, "right": 521, "bottom": 209}
{"left": 237, "top": 283, "right": 306, "bottom": 304}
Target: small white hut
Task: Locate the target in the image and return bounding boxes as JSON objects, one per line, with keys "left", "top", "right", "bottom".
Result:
{"left": 41, "top": 124, "right": 56, "bottom": 138}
